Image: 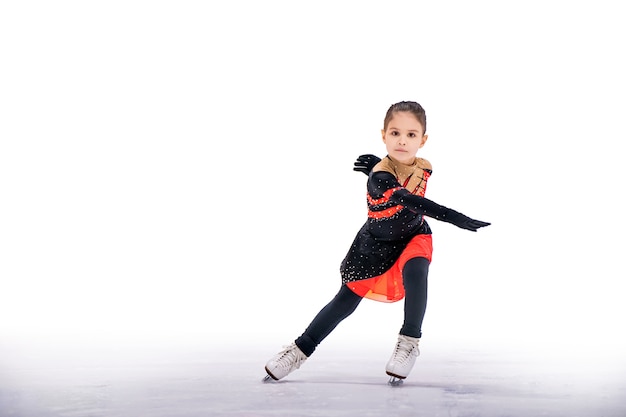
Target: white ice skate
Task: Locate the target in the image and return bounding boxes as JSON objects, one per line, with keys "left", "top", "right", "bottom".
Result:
{"left": 263, "top": 343, "right": 308, "bottom": 382}
{"left": 385, "top": 334, "right": 420, "bottom": 386}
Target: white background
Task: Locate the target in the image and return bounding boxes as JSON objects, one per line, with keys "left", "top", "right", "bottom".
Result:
{"left": 1, "top": 1, "right": 625, "bottom": 361}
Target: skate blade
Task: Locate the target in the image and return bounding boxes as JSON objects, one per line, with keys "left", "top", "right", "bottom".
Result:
{"left": 388, "top": 376, "right": 404, "bottom": 386}
{"left": 263, "top": 367, "right": 280, "bottom": 383}
{"left": 262, "top": 372, "right": 278, "bottom": 383}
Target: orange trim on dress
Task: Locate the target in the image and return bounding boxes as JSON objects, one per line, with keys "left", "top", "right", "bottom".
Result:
{"left": 368, "top": 187, "right": 404, "bottom": 219}
{"left": 368, "top": 205, "right": 404, "bottom": 219}
{"left": 367, "top": 187, "right": 401, "bottom": 205}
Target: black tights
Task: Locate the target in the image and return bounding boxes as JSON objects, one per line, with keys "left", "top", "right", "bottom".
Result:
{"left": 295, "top": 257, "right": 429, "bottom": 357}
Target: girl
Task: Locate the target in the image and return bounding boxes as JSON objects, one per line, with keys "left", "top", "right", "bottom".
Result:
{"left": 264, "top": 101, "right": 490, "bottom": 384}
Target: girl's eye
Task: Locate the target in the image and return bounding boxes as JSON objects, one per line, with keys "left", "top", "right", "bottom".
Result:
{"left": 390, "top": 131, "right": 399, "bottom": 136}
{"left": 408, "top": 132, "right": 416, "bottom": 138}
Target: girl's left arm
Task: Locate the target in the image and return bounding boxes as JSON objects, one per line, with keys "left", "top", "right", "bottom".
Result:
{"left": 389, "top": 181, "right": 490, "bottom": 232}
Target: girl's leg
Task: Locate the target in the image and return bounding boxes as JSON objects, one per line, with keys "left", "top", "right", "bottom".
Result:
{"left": 399, "top": 256, "right": 429, "bottom": 338}
{"left": 295, "top": 284, "right": 363, "bottom": 356}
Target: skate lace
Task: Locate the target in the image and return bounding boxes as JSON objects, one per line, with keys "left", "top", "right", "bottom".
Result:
{"left": 276, "top": 344, "right": 306, "bottom": 370}
{"left": 394, "top": 339, "right": 420, "bottom": 364}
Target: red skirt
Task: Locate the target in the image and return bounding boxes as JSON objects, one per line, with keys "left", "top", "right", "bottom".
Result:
{"left": 346, "top": 234, "right": 433, "bottom": 303}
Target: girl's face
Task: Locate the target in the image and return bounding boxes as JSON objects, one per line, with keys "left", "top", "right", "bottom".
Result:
{"left": 381, "top": 111, "right": 428, "bottom": 165}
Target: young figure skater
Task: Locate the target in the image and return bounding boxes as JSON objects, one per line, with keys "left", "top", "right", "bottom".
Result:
{"left": 264, "top": 101, "right": 490, "bottom": 384}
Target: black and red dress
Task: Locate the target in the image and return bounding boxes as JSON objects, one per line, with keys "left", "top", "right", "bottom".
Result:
{"left": 341, "top": 155, "right": 447, "bottom": 302}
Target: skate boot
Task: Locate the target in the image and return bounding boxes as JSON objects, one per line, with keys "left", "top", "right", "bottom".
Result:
{"left": 263, "top": 343, "right": 308, "bottom": 382}
{"left": 385, "top": 334, "right": 420, "bottom": 385}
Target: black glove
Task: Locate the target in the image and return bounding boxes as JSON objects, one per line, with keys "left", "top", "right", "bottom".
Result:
{"left": 443, "top": 209, "right": 491, "bottom": 232}
{"left": 353, "top": 154, "right": 381, "bottom": 175}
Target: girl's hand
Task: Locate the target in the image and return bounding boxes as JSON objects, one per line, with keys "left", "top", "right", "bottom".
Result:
{"left": 353, "top": 154, "right": 381, "bottom": 175}
{"left": 443, "top": 209, "right": 491, "bottom": 232}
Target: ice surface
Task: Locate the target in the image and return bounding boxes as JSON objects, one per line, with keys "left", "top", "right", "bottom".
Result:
{"left": 1, "top": 341, "right": 624, "bottom": 417}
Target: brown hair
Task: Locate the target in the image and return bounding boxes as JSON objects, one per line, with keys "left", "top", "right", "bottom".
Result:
{"left": 383, "top": 101, "right": 427, "bottom": 134}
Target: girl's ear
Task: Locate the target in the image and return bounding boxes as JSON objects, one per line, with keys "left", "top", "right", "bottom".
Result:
{"left": 419, "top": 134, "right": 429, "bottom": 148}
{"left": 381, "top": 129, "right": 386, "bottom": 143}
